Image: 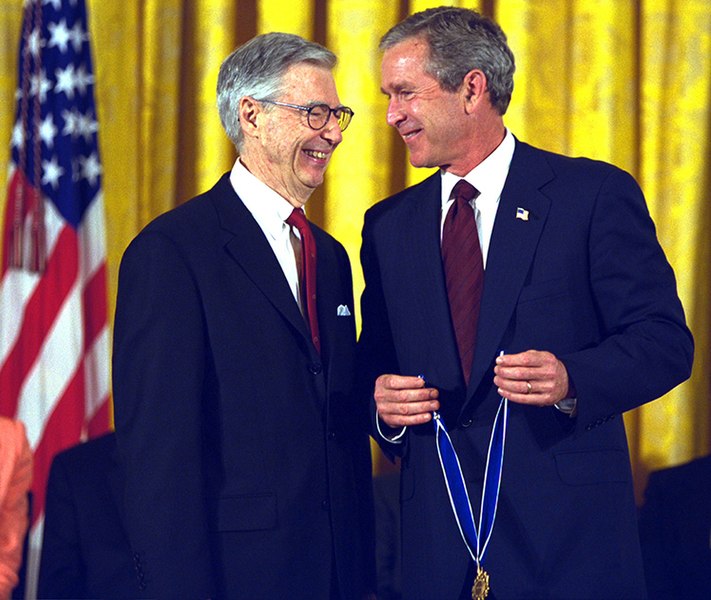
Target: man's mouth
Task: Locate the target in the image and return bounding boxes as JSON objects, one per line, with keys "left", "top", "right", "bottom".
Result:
{"left": 401, "top": 128, "right": 421, "bottom": 141}
{"left": 303, "top": 149, "right": 329, "bottom": 160}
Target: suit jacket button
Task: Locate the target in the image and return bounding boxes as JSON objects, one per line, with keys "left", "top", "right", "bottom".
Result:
{"left": 328, "top": 431, "right": 336, "bottom": 440}
{"left": 460, "top": 418, "right": 472, "bottom": 428}
{"left": 321, "top": 499, "right": 330, "bottom": 511}
{"left": 309, "top": 363, "right": 323, "bottom": 374}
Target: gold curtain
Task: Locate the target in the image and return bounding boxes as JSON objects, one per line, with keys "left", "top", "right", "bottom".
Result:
{"left": 1, "top": 0, "right": 709, "bottom": 494}
{"left": 325, "top": 0, "right": 400, "bottom": 311}
{"left": 498, "top": 0, "right": 711, "bottom": 499}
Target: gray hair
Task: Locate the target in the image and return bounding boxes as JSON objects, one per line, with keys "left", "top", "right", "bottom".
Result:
{"left": 217, "top": 32, "right": 336, "bottom": 150}
{"left": 380, "top": 7, "right": 515, "bottom": 115}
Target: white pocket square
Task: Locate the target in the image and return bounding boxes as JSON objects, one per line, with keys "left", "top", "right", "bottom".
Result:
{"left": 336, "top": 304, "right": 352, "bottom": 317}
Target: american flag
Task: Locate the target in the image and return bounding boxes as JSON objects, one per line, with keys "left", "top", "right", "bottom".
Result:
{"left": 0, "top": 0, "right": 110, "bottom": 594}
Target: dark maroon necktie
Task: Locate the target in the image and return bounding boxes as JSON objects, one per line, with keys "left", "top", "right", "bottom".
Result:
{"left": 441, "top": 180, "right": 483, "bottom": 385}
{"left": 287, "top": 208, "right": 320, "bottom": 354}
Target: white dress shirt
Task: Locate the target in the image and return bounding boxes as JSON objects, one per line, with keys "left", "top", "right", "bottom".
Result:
{"left": 229, "top": 158, "right": 303, "bottom": 310}
{"left": 440, "top": 129, "right": 515, "bottom": 265}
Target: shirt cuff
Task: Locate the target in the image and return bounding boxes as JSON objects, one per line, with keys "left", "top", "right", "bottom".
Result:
{"left": 554, "top": 397, "right": 578, "bottom": 417}
{"left": 376, "top": 416, "right": 407, "bottom": 443}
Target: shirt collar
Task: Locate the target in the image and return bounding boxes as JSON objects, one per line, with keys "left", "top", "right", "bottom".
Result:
{"left": 440, "top": 129, "right": 516, "bottom": 205}
{"left": 230, "top": 158, "right": 298, "bottom": 240}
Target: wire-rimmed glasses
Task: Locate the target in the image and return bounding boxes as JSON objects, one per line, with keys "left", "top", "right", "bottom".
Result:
{"left": 257, "top": 99, "right": 354, "bottom": 131}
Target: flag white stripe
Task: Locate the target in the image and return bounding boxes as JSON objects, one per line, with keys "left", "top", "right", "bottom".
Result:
{"left": 0, "top": 268, "right": 40, "bottom": 362}
{"left": 17, "top": 276, "right": 83, "bottom": 448}
{"left": 0, "top": 196, "right": 66, "bottom": 364}
{"left": 78, "top": 189, "right": 107, "bottom": 279}
{"left": 84, "top": 323, "right": 110, "bottom": 418}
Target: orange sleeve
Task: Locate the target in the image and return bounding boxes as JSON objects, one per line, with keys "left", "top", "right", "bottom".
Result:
{"left": 0, "top": 419, "right": 32, "bottom": 599}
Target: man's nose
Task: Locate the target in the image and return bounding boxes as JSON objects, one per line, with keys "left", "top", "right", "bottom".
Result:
{"left": 386, "top": 98, "right": 405, "bottom": 128}
{"left": 320, "top": 112, "right": 343, "bottom": 143}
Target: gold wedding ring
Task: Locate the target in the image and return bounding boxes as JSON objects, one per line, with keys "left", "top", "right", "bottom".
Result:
{"left": 525, "top": 381, "right": 532, "bottom": 394}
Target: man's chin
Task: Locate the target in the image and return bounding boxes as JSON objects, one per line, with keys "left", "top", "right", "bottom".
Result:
{"left": 408, "top": 154, "right": 434, "bottom": 169}
{"left": 298, "top": 178, "right": 324, "bottom": 200}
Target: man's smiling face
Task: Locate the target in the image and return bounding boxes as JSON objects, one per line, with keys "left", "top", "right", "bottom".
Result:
{"left": 381, "top": 36, "right": 472, "bottom": 174}
{"left": 248, "top": 63, "right": 343, "bottom": 206}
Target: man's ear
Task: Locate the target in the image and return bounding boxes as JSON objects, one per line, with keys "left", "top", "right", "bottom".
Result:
{"left": 462, "top": 69, "right": 487, "bottom": 112}
{"left": 239, "top": 97, "right": 261, "bottom": 139}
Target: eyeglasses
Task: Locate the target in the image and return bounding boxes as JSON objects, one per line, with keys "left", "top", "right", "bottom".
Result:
{"left": 257, "top": 99, "right": 354, "bottom": 131}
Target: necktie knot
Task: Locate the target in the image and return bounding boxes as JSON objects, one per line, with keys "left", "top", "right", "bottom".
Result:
{"left": 452, "top": 179, "right": 479, "bottom": 205}
{"left": 286, "top": 207, "right": 308, "bottom": 231}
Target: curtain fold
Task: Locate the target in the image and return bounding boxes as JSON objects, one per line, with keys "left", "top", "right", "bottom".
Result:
{"left": 258, "top": 0, "right": 313, "bottom": 37}
{"left": 325, "top": 0, "right": 400, "bottom": 321}
{"left": 637, "top": 0, "right": 711, "bottom": 474}
{"left": 0, "top": 0, "right": 708, "bottom": 483}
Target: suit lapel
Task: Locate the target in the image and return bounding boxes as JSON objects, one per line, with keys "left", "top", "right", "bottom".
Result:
{"left": 210, "top": 175, "right": 314, "bottom": 352}
{"left": 466, "top": 143, "right": 554, "bottom": 399}
{"left": 313, "top": 227, "right": 340, "bottom": 365}
{"left": 406, "top": 175, "right": 464, "bottom": 376}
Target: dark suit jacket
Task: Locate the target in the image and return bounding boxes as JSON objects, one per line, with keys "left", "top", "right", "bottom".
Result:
{"left": 37, "top": 432, "right": 144, "bottom": 599}
{"left": 112, "top": 173, "right": 374, "bottom": 599}
{"left": 358, "top": 139, "right": 693, "bottom": 599}
{"left": 373, "top": 472, "right": 401, "bottom": 600}
{"left": 638, "top": 455, "right": 711, "bottom": 599}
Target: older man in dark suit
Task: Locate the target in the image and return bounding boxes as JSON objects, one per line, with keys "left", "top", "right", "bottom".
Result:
{"left": 113, "top": 32, "right": 374, "bottom": 599}
{"left": 358, "top": 7, "right": 693, "bottom": 600}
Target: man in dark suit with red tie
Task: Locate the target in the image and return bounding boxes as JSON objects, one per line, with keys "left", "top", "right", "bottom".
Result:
{"left": 358, "top": 7, "right": 693, "bottom": 599}
{"left": 112, "top": 32, "right": 374, "bottom": 599}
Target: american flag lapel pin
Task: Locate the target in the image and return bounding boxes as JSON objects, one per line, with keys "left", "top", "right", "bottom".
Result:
{"left": 516, "top": 207, "right": 529, "bottom": 221}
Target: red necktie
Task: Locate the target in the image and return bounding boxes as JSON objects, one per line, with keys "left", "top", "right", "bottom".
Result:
{"left": 441, "top": 180, "right": 483, "bottom": 385}
{"left": 287, "top": 208, "right": 320, "bottom": 354}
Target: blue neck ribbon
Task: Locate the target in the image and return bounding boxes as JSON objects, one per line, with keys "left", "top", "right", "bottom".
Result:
{"left": 433, "top": 394, "right": 508, "bottom": 570}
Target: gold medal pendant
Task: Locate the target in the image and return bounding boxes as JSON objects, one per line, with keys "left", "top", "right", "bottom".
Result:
{"left": 472, "top": 566, "right": 490, "bottom": 600}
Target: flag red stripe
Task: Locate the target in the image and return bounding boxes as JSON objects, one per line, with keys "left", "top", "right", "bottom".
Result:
{"left": 88, "top": 393, "right": 110, "bottom": 436}
{"left": 0, "top": 226, "right": 78, "bottom": 417}
{"left": 82, "top": 260, "right": 107, "bottom": 350}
